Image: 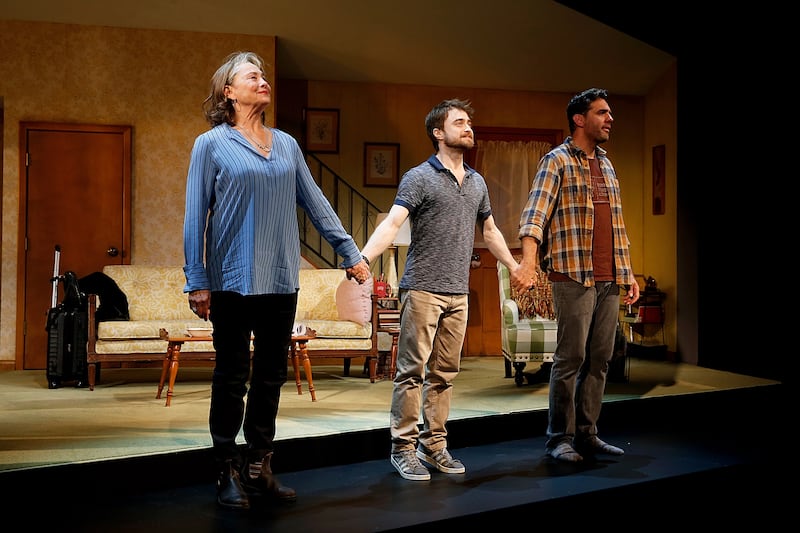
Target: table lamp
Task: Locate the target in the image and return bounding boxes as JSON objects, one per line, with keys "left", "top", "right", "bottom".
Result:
{"left": 375, "top": 213, "right": 411, "bottom": 296}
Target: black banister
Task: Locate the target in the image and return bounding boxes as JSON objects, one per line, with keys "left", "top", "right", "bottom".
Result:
{"left": 300, "top": 153, "right": 386, "bottom": 274}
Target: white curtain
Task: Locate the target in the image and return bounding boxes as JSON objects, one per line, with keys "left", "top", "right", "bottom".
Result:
{"left": 473, "top": 140, "right": 552, "bottom": 247}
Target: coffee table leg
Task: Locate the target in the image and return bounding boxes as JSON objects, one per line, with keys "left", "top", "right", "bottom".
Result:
{"left": 298, "top": 340, "right": 316, "bottom": 401}
{"left": 157, "top": 342, "right": 177, "bottom": 400}
{"left": 165, "top": 343, "right": 182, "bottom": 407}
{"left": 289, "top": 342, "right": 304, "bottom": 395}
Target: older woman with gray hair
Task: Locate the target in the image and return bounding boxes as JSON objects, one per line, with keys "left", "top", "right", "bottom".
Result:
{"left": 183, "top": 51, "right": 370, "bottom": 509}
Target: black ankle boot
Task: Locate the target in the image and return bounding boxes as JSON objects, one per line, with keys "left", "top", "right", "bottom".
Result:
{"left": 217, "top": 461, "right": 250, "bottom": 509}
{"left": 241, "top": 453, "right": 297, "bottom": 502}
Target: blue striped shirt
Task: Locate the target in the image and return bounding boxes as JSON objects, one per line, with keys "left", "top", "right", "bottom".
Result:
{"left": 183, "top": 123, "right": 361, "bottom": 295}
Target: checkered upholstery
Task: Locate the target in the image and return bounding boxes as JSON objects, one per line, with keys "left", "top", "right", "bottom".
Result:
{"left": 497, "top": 262, "right": 557, "bottom": 381}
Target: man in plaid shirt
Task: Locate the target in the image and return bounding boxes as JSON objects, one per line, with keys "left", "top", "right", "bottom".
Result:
{"left": 512, "top": 88, "right": 640, "bottom": 463}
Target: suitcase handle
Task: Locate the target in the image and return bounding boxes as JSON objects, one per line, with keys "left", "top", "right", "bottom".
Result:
{"left": 51, "top": 244, "right": 61, "bottom": 308}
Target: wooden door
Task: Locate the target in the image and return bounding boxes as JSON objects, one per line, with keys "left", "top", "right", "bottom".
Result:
{"left": 18, "top": 122, "right": 132, "bottom": 370}
{"left": 465, "top": 248, "right": 513, "bottom": 356}
{"left": 463, "top": 127, "right": 562, "bottom": 357}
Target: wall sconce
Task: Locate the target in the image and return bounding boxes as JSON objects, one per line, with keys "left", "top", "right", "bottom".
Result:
{"left": 376, "top": 213, "right": 411, "bottom": 296}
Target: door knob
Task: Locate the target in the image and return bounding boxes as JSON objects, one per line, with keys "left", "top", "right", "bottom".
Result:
{"left": 107, "top": 247, "right": 119, "bottom": 257}
{"left": 470, "top": 253, "right": 481, "bottom": 269}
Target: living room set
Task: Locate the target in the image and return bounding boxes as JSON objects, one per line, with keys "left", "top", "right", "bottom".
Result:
{"left": 83, "top": 261, "right": 562, "bottom": 400}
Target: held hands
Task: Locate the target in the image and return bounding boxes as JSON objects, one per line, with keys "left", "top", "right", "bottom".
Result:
{"left": 188, "top": 289, "right": 211, "bottom": 320}
{"left": 510, "top": 263, "right": 537, "bottom": 293}
{"left": 345, "top": 259, "right": 371, "bottom": 284}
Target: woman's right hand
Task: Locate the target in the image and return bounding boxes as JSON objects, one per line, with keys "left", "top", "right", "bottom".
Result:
{"left": 188, "top": 289, "right": 211, "bottom": 320}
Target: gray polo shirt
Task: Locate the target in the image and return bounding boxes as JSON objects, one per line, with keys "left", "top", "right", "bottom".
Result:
{"left": 394, "top": 155, "right": 492, "bottom": 294}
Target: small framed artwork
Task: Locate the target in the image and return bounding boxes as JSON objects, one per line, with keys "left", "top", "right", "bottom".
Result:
{"left": 652, "top": 144, "right": 665, "bottom": 215}
{"left": 305, "top": 108, "right": 339, "bottom": 153}
{"left": 364, "top": 142, "right": 400, "bottom": 187}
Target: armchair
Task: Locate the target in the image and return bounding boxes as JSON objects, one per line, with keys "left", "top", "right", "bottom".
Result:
{"left": 497, "top": 261, "right": 558, "bottom": 386}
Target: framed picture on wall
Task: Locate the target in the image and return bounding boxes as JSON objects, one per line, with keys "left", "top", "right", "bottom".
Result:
{"left": 364, "top": 142, "right": 400, "bottom": 187}
{"left": 305, "top": 108, "right": 339, "bottom": 153}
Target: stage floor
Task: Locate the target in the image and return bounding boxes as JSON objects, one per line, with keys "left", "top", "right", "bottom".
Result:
{"left": 0, "top": 356, "right": 779, "bottom": 472}
{"left": 0, "top": 358, "right": 788, "bottom": 531}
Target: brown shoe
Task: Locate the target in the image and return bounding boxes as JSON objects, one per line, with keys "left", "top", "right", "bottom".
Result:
{"left": 217, "top": 462, "right": 250, "bottom": 509}
{"left": 241, "top": 453, "right": 297, "bottom": 502}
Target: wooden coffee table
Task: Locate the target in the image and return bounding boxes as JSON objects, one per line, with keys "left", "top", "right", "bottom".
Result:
{"left": 157, "top": 328, "right": 318, "bottom": 406}
{"left": 156, "top": 328, "right": 215, "bottom": 407}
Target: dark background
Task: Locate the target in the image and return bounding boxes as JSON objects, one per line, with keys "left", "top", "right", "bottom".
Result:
{"left": 558, "top": 2, "right": 786, "bottom": 384}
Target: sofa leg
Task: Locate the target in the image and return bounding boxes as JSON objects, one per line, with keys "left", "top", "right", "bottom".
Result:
{"left": 368, "top": 357, "right": 377, "bottom": 383}
{"left": 88, "top": 362, "right": 96, "bottom": 391}
{"left": 343, "top": 358, "right": 351, "bottom": 377}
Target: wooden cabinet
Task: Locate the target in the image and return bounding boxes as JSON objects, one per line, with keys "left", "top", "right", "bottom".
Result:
{"left": 464, "top": 248, "right": 516, "bottom": 357}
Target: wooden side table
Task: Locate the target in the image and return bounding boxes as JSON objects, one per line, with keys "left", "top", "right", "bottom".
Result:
{"left": 376, "top": 298, "right": 400, "bottom": 380}
{"left": 289, "top": 329, "right": 317, "bottom": 401}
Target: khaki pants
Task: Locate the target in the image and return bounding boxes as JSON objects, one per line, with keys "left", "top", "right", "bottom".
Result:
{"left": 390, "top": 289, "right": 468, "bottom": 454}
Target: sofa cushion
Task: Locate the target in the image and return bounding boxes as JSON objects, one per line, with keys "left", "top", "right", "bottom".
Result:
{"left": 335, "top": 276, "right": 373, "bottom": 326}
{"left": 303, "top": 337, "right": 373, "bottom": 351}
{"left": 97, "top": 319, "right": 212, "bottom": 340}
{"left": 94, "top": 338, "right": 215, "bottom": 354}
{"left": 302, "top": 319, "right": 371, "bottom": 339}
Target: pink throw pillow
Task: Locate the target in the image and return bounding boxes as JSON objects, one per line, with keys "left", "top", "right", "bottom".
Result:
{"left": 335, "top": 275, "right": 373, "bottom": 326}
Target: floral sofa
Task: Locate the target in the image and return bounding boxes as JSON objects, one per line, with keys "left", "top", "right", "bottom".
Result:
{"left": 86, "top": 265, "right": 382, "bottom": 390}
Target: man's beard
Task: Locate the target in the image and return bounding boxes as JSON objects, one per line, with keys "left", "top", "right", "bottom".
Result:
{"left": 444, "top": 135, "right": 475, "bottom": 152}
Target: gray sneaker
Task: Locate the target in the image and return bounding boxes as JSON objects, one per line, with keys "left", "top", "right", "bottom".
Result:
{"left": 416, "top": 445, "right": 465, "bottom": 474}
{"left": 391, "top": 450, "right": 431, "bottom": 481}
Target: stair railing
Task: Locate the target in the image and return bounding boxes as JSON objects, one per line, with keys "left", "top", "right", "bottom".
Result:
{"left": 300, "top": 153, "right": 386, "bottom": 274}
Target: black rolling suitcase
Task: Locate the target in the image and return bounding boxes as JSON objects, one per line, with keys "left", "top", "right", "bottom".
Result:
{"left": 45, "top": 245, "right": 89, "bottom": 389}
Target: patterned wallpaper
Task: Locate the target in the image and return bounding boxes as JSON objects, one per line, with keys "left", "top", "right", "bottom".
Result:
{"left": 0, "top": 20, "right": 276, "bottom": 367}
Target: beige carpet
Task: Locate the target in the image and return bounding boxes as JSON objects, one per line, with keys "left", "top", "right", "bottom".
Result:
{"left": 0, "top": 356, "right": 778, "bottom": 473}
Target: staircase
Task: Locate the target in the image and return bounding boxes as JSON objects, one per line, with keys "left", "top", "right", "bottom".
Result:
{"left": 300, "top": 153, "right": 385, "bottom": 271}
